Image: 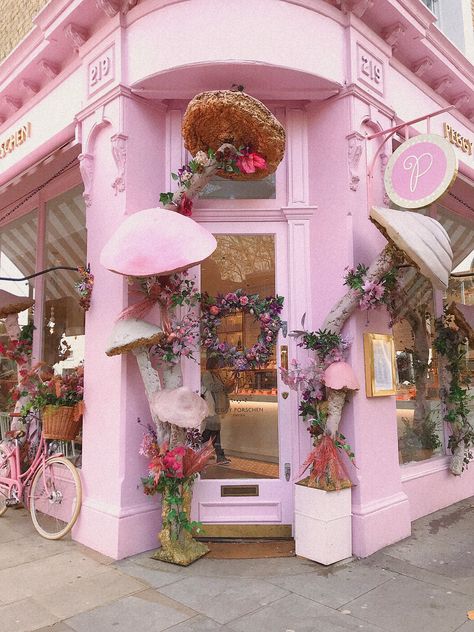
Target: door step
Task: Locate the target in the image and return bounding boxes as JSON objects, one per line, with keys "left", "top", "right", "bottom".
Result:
{"left": 197, "top": 524, "right": 292, "bottom": 539}
{"left": 199, "top": 539, "right": 295, "bottom": 559}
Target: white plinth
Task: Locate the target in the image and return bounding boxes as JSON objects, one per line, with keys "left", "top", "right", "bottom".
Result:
{"left": 294, "top": 483, "right": 352, "bottom": 566}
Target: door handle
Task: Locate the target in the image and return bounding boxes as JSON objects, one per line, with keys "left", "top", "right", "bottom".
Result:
{"left": 280, "top": 345, "right": 288, "bottom": 371}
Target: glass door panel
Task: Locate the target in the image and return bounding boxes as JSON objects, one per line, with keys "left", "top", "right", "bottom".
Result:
{"left": 200, "top": 234, "right": 279, "bottom": 479}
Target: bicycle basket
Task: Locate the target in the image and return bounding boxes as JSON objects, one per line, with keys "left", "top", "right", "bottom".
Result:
{"left": 42, "top": 405, "right": 81, "bottom": 441}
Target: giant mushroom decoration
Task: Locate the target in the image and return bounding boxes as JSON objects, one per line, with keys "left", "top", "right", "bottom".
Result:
{"left": 316, "top": 207, "right": 453, "bottom": 482}
{"left": 0, "top": 290, "right": 34, "bottom": 340}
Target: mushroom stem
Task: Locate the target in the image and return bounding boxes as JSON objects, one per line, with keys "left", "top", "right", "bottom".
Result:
{"left": 323, "top": 245, "right": 399, "bottom": 333}
{"left": 133, "top": 348, "right": 170, "bottom": 444}
{"left": 4, "top": 313, "right": 20, "bottom": 340}
{"left": 325, "top": 389, "right": 347, "bottom": 437}
{"left": 166, "top": 144, "right": 239, "bottom": 210}
{"left": 450, "top": 443, "right": 465, "bottom": 476}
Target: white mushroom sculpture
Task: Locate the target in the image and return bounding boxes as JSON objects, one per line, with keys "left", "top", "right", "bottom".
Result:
{"left": 0, "top": 290, "right": 34, "bottom": 340}
{"left": 321, "top": 207, "right": 453, "bottom": 454}
{"left": 101, "top": 207, "right": 217, "bottom": 445}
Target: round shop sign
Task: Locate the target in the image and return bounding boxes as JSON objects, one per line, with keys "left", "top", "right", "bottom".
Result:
{"left": 384, "top": 134, "right": 458, "bottom": 209}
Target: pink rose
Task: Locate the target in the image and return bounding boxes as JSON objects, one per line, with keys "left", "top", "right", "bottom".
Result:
{"left": 239, "top": 296, "right": 249, "bottom": 306}
{"left": 209, "top": 305, "right": 220, "bottom": 315}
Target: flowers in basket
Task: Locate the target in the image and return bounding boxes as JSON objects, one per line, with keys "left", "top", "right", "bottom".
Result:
{"left": 14, "top": 365, "right": 84, "bottom": 441}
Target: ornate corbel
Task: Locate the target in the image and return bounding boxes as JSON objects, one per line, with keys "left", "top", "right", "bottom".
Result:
{"left": 335, "top": 0, "right": 374, "bottom": 17}
{"left": 433, "top": 76, "right": 452, "bottom": 96}
{"left": 38, "top": 59, "right": 60, "bottom": 80}
{"left": 20, "top": 79, "right": 39, "bottom": 98}
{"left": 78, "top": 153, "right": 94, "bottom": 207}
{"left": 96, "top": 0, "right": 138, "bottom": 15}
{"left": 412, "top": 57, "right": 433, "bottom": 78}
{"left": 347, "top": 132, "right": 364, "bottom": 192}
{"left": 3, "top": 96, "right": 21, "bottom": 113}
{"left": 382, "top": 22, "right": 406, "bottom": 48}
{"left": 111, "top": 133, "right": 127, "bottom": 194}
{"left": 451, "top": 93, "right": 470, "bottom": 110}
{"left": 64, "top": 23, "right": 89, "bottom": 51}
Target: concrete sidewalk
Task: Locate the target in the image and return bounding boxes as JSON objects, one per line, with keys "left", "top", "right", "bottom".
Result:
{"left": 0, "top": 498, "right": 473, "bottom": 632}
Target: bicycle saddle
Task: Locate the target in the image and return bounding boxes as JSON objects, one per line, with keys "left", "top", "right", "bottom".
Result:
{"left": 5, "top": 429, "right": 26, "bottom": 440}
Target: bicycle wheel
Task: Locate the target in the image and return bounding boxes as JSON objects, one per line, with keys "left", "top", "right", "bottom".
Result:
{"left": 0, "top": 444, "right": 11, "bottom": 517}
{"left": 29, "top": 456, "right": 82, "bottom": 539}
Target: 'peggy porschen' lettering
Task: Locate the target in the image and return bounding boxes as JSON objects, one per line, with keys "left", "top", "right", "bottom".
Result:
{"left": 403, "top": 152, "right": 433, "bottom": 193}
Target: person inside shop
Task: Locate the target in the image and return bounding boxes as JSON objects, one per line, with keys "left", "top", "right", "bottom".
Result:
{"left": 201, "top": 356, "right": 232, "bottom": 465}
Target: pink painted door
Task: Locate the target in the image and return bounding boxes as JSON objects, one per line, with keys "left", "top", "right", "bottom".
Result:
{"left": 190, "top": 221, "right": 294, "bottom": 532}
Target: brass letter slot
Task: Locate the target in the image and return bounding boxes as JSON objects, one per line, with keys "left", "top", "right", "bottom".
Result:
{"left": 280, "top": 345, "right": 288, "bottom": 370}
{"left": 221, "top": 485, "right": 259, "bottom": 497}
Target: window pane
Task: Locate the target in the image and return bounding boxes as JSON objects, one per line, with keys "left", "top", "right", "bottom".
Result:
{"left": 42, "top": 186, "right": 86, "bottom": 372}
{"left": 394, "top": 275, "right": 444, "bottom": 464}
{"left": 200, "top": 172, "right": 276, "bottom": 200}
{"left": 0, "top": 212, "right": 37, "bottom": 411}
{"left": 200, "top": 234, "right": 279, "bottom": 479}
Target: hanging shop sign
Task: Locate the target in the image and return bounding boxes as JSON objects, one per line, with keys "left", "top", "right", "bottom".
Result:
{"left": 384, "top": 133, "right": 458, "bottom": 209}
{"left": 443, "top": 123, "right": 472, "bottom": 156}
{"left": 0, "top": 122, "right": 31, "bottom": 159}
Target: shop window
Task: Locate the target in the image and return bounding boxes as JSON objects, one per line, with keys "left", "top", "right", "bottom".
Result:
{"left": 0, "top": 212, "right": 37, "bottom": 411}
{"left": 42, "top": 186, "right": 86, "bottom": 372}
{"left": 394, "top": 278, "right": 444, "bottom": 464}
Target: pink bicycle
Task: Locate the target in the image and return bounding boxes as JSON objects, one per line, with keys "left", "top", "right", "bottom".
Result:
{"left": 0, "top": 413, "right": 82, "bottom": 539}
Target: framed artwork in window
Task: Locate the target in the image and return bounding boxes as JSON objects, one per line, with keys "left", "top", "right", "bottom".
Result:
{"left": 363, "top": 333, "right": 397, "bottom": 397}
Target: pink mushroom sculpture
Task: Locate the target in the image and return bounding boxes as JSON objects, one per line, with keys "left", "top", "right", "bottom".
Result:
{"left": 101, "top": 207, "right": 217, "bottom": 446}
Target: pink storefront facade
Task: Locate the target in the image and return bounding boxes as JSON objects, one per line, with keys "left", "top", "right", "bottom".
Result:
{"left": 0, "top": 0, "right": 473, "bottom": 560}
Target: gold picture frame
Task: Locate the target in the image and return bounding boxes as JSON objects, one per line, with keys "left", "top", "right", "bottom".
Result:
{"left": 363, "top": 333, "right": 397, "bottom": 397}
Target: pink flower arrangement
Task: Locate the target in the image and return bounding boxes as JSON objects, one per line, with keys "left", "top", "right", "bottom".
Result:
{"left": 236, "top": 149, "right": 267, "bottom": 174}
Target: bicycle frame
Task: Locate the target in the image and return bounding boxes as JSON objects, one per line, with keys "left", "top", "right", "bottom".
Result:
{"left": 0, "top": 432, "right": 61, "bottom": 503}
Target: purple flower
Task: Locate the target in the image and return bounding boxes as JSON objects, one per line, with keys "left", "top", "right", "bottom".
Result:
{"left": 225, "top": 293, "right": 238, "bottom": 303}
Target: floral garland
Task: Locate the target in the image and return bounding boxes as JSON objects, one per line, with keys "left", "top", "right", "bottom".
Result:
{"left": 201, "top": 290, "right": 283, "bottom": 371}
{"left": 344, "top": 263, "right": 398, "bottom": 311}
{"left": 159, "top": 146, "right": 267, "bottom": 217}
{"left": 74, "top": 266, "right": 94, "bottom": 311}
{"left": 434, "top": 312, "right": 473, "bottom": 470}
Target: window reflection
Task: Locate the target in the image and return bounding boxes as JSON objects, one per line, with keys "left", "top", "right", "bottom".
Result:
{"left": 42, "top": 185, "right": 86, "bottom": 373}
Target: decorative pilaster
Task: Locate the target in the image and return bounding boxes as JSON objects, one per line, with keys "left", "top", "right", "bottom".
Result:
{"left": 111, "top": 133, "right": 128, "bottom": 194}
{"left": 78, "top": 153, "right": 94, "bottom": 207}
{"left": 286, "top": 108, "right": 309, "bottom": 206}
{"left": 347, "top": 132, "right": 364, "bottom": 192}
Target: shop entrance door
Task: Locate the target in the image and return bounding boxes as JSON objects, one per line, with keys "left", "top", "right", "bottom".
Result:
{"left": 191, "top": 222, "right": 293, "bottom": 537}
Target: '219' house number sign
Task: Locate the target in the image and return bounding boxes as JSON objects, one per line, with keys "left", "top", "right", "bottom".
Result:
{"left": 384, "top": 134, "right": 458, "bottom": 209}
{"left": 88, "top": 47, "right": 114, "bottom": 95}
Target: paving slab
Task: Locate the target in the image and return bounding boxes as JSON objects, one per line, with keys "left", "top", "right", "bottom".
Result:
{"left": 31, "top": 624, "right": 74, "bottom": 632}
{"left": 0, "top": 549, "right": 110, "bottom": 604}
{"left": 266, "top": 563, "right": 396, "bottom": 608}
{"left": 163, "top": 614, "right": 227, "bottom": 631}
{"left": 158, "top": 575, "right": 289, "bottom": 624}
{"left": 225, "top": 592, "right": 387, "bottom": 632}
{"left": 39, "top": 568, "right": 147, "bottom": 619}
{"left": 0, "top": 598, "right": 58, "bottom": 632}
{"left": 64, "top": 590, "right": 196, "bottom": 632}
{"left": 345, "top": 574, "right": 473, "bottom": 632}
{"left": 116, "top": 558, "right": 186, "bottom": 588}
